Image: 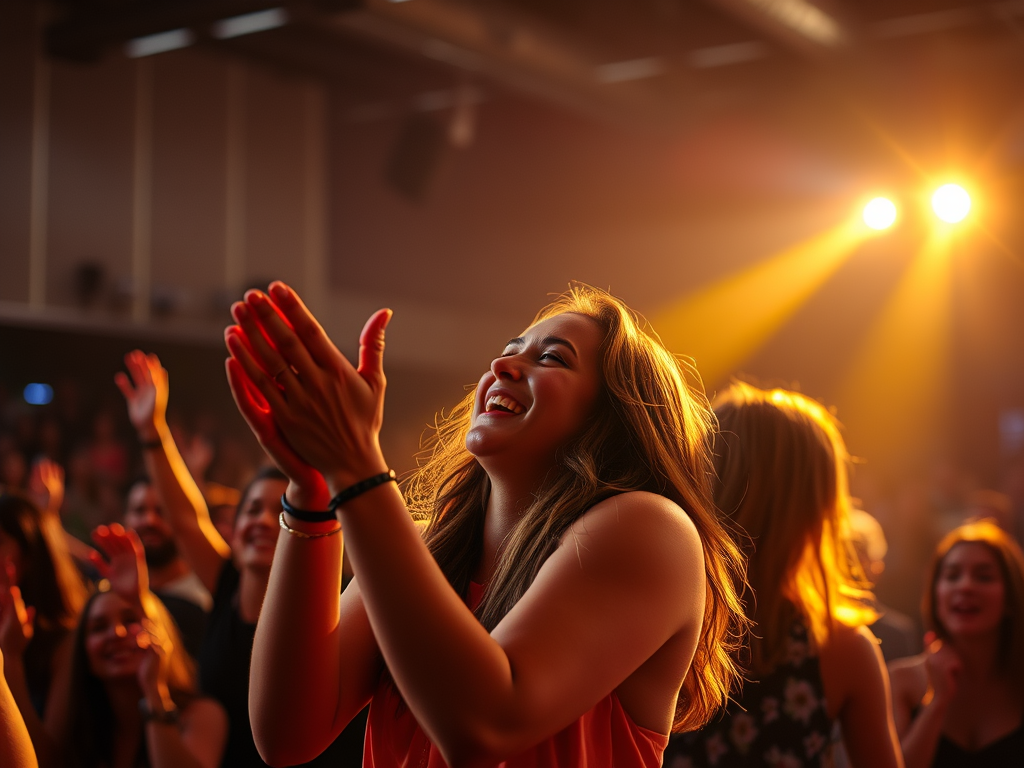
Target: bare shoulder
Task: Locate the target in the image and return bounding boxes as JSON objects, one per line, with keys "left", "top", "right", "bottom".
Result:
{"left": 826, "top": 622, "right": 881, "bottom": 660}
{"left": 566, "top": 491, "right": 701, "bottom": 553}
{"left": 821, "top": 624, "right": 885, "bottom": 689}
{"left": 552, "top": 491, "right": 704, "bottom": 589}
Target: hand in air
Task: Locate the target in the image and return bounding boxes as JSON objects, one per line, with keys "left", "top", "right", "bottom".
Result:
{"left": 923, "top": 632, "right": 962, "bottom": 705}
{"left": 0, "top": 559, "right": 34, "bottom": 660}
{"left": 115, "top": 350, "right": 168, "bottom": 439}
{"left": 224, "top": 281, "right": 391, "bottom": 493}
{"left": 28, "top": 457, "right": 65, "bottom": 515}
{"left": 90, "top": 524, "right": 149, "bottom": 608}
{"left": 131, "top": 617, "right": 174, "bottom": 698}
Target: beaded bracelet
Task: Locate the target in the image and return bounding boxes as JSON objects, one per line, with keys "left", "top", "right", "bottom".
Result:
{"left": 278, "top": 512, "right": 341, "bottom": 539}
{"left": 328, "top": 469, "right": 397, "bottom": 511}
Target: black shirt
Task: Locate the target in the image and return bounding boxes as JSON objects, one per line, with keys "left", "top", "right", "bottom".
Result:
{"left": 198, "top": 561, "right": 365, "bottom": 767}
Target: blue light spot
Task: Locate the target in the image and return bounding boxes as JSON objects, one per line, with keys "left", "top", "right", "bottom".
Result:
{"left": 23, "top": 383, "right": 53, "bottom": 406}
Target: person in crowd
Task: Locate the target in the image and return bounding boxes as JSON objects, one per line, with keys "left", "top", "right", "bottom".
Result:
{"left": 889, "top": 519, "right": 1024, "bottom": 767}
{"left": 116, "top": 350, "right": 359, "bottom": 766}
{"left": 120, "top": 478, "right": 210, "bottom": 657}
{"left": 664, "top": 384, "right": 903, "bottom": 768}
{"left": 1, "top": 644, "right": 38, "bottom": 768}
{"left": 849, "top": 508, "right": 921, "bottom": 663}
{"left": 0, "top": 492, "right": 88, "bottom": 766}
{"left": 228, "top": 281, "right": 747, "bottom": 767}
{"left": 58, "top": 523, "right": 226, "bottom": 768}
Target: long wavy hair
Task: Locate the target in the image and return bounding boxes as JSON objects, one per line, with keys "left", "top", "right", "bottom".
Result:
{"left": 0, "top": 493, "right": 87, "bottom": 633}
{"left": 61, "top": 587, "right": 197, "bottom": 767}
{"left": 404, "top": 284, "right": 747, "bottom": 732}
{"left": 712, "top": 384, "right": 876, "bottom": 674}
{"left": 923, "top": 519, "right": 1024, "bottom": 692}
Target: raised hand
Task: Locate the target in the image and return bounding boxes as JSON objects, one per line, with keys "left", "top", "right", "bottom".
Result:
{"left": 27, "top": 458, "right": 64, "bottom": 515}
{"left": 130, "top": 617, "right": 174, "bottom": 702}
{"left": 0, "top": 559, "right": 34, "bottom": 661}
{"left": 224, "top": 281, "right": 391, "bottom": 495}
{"left": 90, "top": 524, "right": 149, "bottom": 608}
{"left": 923, "top": 635, "right": 962, "bottom": 705}
{"left": 115, "top": 350, "right": 169, "bottom": 440}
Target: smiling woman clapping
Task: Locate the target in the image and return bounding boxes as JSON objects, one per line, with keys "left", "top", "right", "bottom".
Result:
{"left": 225, "top": 282, "right": 746, "bottom": 768}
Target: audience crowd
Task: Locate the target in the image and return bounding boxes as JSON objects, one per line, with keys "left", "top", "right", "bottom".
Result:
{"left": 0, "top": 316, "right": 1022, "bottom": 768}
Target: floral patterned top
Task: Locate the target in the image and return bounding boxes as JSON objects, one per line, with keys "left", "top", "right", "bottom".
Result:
{"left": 663, "top": 620, "right": 835, "bottom": 768}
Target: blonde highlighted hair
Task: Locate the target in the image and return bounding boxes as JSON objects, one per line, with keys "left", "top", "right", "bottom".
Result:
{"left": 712, "top": 383, "right": 876, "bottom": 673}
{"left": 404, "top": 284, "right": 747, "bottom": 732}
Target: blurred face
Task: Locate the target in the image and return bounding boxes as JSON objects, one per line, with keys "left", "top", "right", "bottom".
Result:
{"left": 84, "top": 592, "right": 145, "bottom": 681}
{"left": 466, "top": 313, "right": 603, "bottom": 478}
{"left": 935, "top": 542, "right": 1007, "bottom": 639}
{"left": 124, "top": 482, "right": 177, "bottom": 568}
{"left": 231, "top": 478, "right": 286, "bottom": 571}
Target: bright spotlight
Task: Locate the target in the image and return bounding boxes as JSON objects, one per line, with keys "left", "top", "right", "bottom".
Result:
{"left": 863, "top": 197, "right": 897, "bottom": 230}
{"left": 931, "top": 184, "right": 971, "bottom": 223}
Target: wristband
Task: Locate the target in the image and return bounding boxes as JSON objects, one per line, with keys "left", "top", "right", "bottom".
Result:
{"left": 139, "top": 438, "right": 163, "bottom": 451}
{"left": 280, "top": 494, "right": 336, "bottom": 524}
{"left": 328, "top": 470, "right": 397, "bottom": 511}
{"left": 139, "top": 697, "right": 179, "bottom": 724}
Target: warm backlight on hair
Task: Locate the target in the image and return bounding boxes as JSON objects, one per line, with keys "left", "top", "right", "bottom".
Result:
{"left": 931, "top": 184, "right": 971, "bottom": 223}
{"left": 863, "top": 197, "right": 897, "bottom": 230}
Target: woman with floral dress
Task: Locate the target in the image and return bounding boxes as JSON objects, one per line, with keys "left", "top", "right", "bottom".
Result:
{"left": 663, "top": 384, "right": 903, "bottom": 768}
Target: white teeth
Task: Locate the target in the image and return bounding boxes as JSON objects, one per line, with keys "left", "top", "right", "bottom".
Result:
{"left": 486, "top": 394, "right": 525, "bottom": 414}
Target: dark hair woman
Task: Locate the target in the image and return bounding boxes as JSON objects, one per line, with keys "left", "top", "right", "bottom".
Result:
{"left": 664, "top": 383, "right": 903, "bottom": 768}
{"left": 889, "top": 519, "right": 1024, "bottom": 767}
{"left": 226, "top": 281, "right": 747, "bottom": 768}
{"left": 58, "top": 523, "right": 226, "bottom": 768}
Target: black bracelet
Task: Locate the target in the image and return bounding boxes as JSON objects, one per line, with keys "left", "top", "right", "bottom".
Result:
{"left": 280, "top": 494, "right": 336, "bottom": 524}
{"left": 139, "top": 438, "right": 163, "bottom": 451}
{"left": 139, "top": 697, "right": 179, "bottom": 724}
{"left": 329, "top": 470, "right": 397, "bottom": 511}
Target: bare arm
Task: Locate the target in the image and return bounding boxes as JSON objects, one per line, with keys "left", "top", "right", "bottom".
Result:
{"left": 0, "top": 648, "right": 38, "bottom": 768}
{"left": 0, "top": 560, "right": 58, "bottom": 768}
{"left": 116, "top": 351, "right": 230, "bottom": 592}
{"left": 890, "top": 646, "right": 958, "bottom": 768}
{"left": 821, "top": 624, "right": 904, "bottom": 768}
{"left": 144, "top": 699, "right": 227, "bottom": 768}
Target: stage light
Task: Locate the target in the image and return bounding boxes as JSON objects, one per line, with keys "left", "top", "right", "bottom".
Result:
{"left": 23, "top": 383, "right": 53, "bottom": 406}
{"left": 863, "top": 197, "right": 897, "bottom": 230}
{"left": 931, "top": 184, "right": 971, "bottom": 223}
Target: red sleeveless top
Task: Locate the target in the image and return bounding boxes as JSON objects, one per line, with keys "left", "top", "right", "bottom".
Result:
{"left": 362, "top": 583, "right": 669, "bottom": 768}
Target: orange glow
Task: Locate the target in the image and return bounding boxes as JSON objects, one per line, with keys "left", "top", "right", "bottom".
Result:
{"left": 836, "top": 233, "right": 953, "bottom": 466}
{"left": 653, "top": 219, "right": 868, "bottom": 386}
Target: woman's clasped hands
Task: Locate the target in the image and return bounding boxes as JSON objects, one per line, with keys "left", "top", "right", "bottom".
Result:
{"left": 224, "top": 282, "right": 392, "bottom": 502}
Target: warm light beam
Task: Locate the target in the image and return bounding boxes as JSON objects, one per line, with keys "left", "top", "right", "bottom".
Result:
{"left": 653, "top": 219, "right": 868, "bottom": 386}
{"left": 836, "top": 233, "right": 953, "bottom": 469}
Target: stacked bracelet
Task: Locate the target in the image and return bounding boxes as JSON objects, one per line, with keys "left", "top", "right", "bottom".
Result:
{"left": 279, "top": 512, "right": 341, "bottom": 539}
{"left": 279, "top": 469, "right": 398, "bottom": 525}
{"left": 280, "top": 494, "right": 336, "bottom": 523}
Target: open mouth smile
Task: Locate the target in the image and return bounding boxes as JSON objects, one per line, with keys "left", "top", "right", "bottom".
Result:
{"left": 485, "top": 394, "right": 526, "bottom": 415}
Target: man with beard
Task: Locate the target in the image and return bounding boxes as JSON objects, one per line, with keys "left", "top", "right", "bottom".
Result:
{"left": 123, "top": 477, "right": 212, "bottom": 656}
